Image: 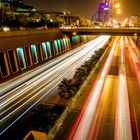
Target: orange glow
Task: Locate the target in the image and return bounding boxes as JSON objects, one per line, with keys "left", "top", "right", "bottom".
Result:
{"left": 72, "top": 31, "right": 77, "bottom": 36}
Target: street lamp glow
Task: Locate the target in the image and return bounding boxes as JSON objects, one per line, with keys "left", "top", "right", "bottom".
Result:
{"left": 115, "top": 4, "right": 120, "bottom": 8}
{"left": 113, "top": 19, "right": 117, "bottom": 24}
{"left": 117, "top": 9, "right": 121, "bottom": 14}
{"left": 2, "top": 27, "right": 10, "bottom": 32}
{"left": 72, "top": 31, "right": 77, "bottom": 36}
{"left": 124, "top": 18, "right": 128, "bottom": 23}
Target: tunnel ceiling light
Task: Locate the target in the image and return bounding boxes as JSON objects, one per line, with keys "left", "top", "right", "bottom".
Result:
{"left": 72, "top": 31, "right": 77, "bottom": 36}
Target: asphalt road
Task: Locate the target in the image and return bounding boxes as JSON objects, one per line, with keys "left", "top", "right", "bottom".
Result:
{"left": 55, "top": 36, "right": 140, "bottom": 140}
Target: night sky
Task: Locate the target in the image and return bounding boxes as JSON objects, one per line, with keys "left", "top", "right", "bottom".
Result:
{"left": 24, "top": 0, "right": 140, "bottom": 20}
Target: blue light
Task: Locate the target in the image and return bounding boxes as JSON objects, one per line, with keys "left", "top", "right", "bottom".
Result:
{"left": 31, "top": 45, "right": 38, "bottom": 64}
{"left": 42, "top": 43, "right": 48, "bottom": 60}
{"left": 16, "top": 48, "right": 26, "bottom": 70}
{"left": 54, "top": 40, "right": 59, "bottom": 55}
{"left": 46, "top": 42, "right": 51, "bottom": 58}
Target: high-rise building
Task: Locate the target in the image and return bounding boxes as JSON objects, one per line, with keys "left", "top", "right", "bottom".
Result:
{"left": 0, "top": 0, "right": 33, "bottom": 12}
{"left": 94, "top": 0, "right": 112, "bottom": 23}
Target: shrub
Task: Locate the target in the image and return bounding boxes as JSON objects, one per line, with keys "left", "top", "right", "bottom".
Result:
{"left": 58, "top": 47, "right": 106, "bottom": 99}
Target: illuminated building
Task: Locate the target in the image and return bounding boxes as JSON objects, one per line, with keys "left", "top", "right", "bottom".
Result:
{"left": 94, "top": 0, "right": 112, "bottom": 22}
{"left": 0, "top": 0, "right": 33, "bottom": 12}
{"left": 129, "top": 15, "right": 139, "bottom": 27}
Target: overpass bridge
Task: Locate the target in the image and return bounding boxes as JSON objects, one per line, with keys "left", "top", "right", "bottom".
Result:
{"left": 61, "top": 27, "right": 140, "bottom": 36}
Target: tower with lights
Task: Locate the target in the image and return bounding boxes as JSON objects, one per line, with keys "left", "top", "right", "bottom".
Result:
{"left": 94, "top": 0, "right": 112, "bottom": 23}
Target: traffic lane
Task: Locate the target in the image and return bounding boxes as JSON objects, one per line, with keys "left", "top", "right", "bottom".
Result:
{"left": 126, "top": 37, "right": 140, "bottom": 84}
{"left": 124, "top": 37, "right": 140, "bottom": 140}
{"left": 91, "top": 37, "right": 120, "bottom": 140}
{"left": 0, "top": 36, "right": 99, "bottom": 95}
{"left": 108, "top": 37, "right": 120, "bottom": 76}
{"left": 89, "top": 37, "right": 120, "bottom": 140}
{"left": 127, "top": 79, "right": 140, "bottom": 140}
{"left": 114, "top": 36, "right": 132, "bottom": 140}
{"left": 89, "top": 75, "right": 118, "bottom": 140}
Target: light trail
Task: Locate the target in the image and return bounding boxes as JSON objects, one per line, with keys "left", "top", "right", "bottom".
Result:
{"left": 0, "top": 36, "right": 98, "bottom": 96}
{"left": 68, "top": 37, "right": 117, "bottom": 140}
{"left": 125, "top": 37, "right": 140, "bottom": 84}
{"left": 0, "top": 36, "right": 106, "bottom": 97}
{"left": 125, "top": 36, "right": 140, "bottom": 140}
{"left": 0, "top": 36, "right": 109, "bottom": 110}
{"left": 0, "top": 36, "right": 110, "bottom": 135}
{"left": 114, "top": 37, "right": 132, "bottom": 140}
{"left": 133, "top": 105, "right": 140, "bottom": 140}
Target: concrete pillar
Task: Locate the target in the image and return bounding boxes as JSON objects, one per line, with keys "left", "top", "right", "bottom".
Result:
{"left": 0, "top": 51, "right": 10, "bottom": 78}
{"left": 37, "top": 43, "right": 43, "bottom": 62}
{"left": 24, "top": 46, "right": 33, "bottom": 67}
{"left": 50, "top": 41, "right": 56, "bottom": 57}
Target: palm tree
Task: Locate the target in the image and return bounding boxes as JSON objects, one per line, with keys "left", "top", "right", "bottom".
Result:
{"left": 58, "top": 79, "right": 74, "bottom": 99}
{"left": 58, "top": 48, "right": 106, "bottom": 99}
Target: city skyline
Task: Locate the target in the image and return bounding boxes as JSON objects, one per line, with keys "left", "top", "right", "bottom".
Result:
{"left": 24, "top": 0, "right": 140, "bottom": 19}
{"left": 0, "top": 0, "right": 140, "bottom": 139}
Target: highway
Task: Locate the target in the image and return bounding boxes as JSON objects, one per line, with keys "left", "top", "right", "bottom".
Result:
{"left": 67, "top": 36, "right": 140, "bottom": 140}
{"left": 0, "top": 36, "right": 110, "bottom": 136}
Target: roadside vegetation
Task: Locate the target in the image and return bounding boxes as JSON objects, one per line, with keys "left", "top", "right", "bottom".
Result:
{"left": 30, "top": 104, "right": 64, "bottom": 133}
{"left": 58, "top": 47, "right": 107, "bottom": 99}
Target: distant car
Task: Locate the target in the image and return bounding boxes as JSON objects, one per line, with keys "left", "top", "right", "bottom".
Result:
{"left": 2, "top": 26, "right": 10, "bottom": 32}
{"left": 95, "top": 26, "right": 101, "bottom": 28}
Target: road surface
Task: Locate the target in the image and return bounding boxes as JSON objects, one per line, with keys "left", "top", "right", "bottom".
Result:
{"left": 60, "top": 36, "right": 140, "bottom": 140}
{"left": 0, "top": 36, "right": 110, "bottom": 136}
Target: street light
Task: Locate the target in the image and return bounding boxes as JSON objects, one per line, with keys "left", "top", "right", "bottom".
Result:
{"left": 122, "top": 18, "right": 128, "bottom": 27}
{"left": 117, "top": 9, "right": 121, "bottom": 14}
{"left": 114, "top": 3, "right": 121, "bottom": 14}
{"left": 115, "top": 4, "right": 120, "bottom": 8}
{"left": 113, "top": 19, "right": 117, "bottom": 24}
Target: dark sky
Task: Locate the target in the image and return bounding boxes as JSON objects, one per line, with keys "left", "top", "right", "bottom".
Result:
{"left": 24, "top": 0, "right": 140, "bottom": 19}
